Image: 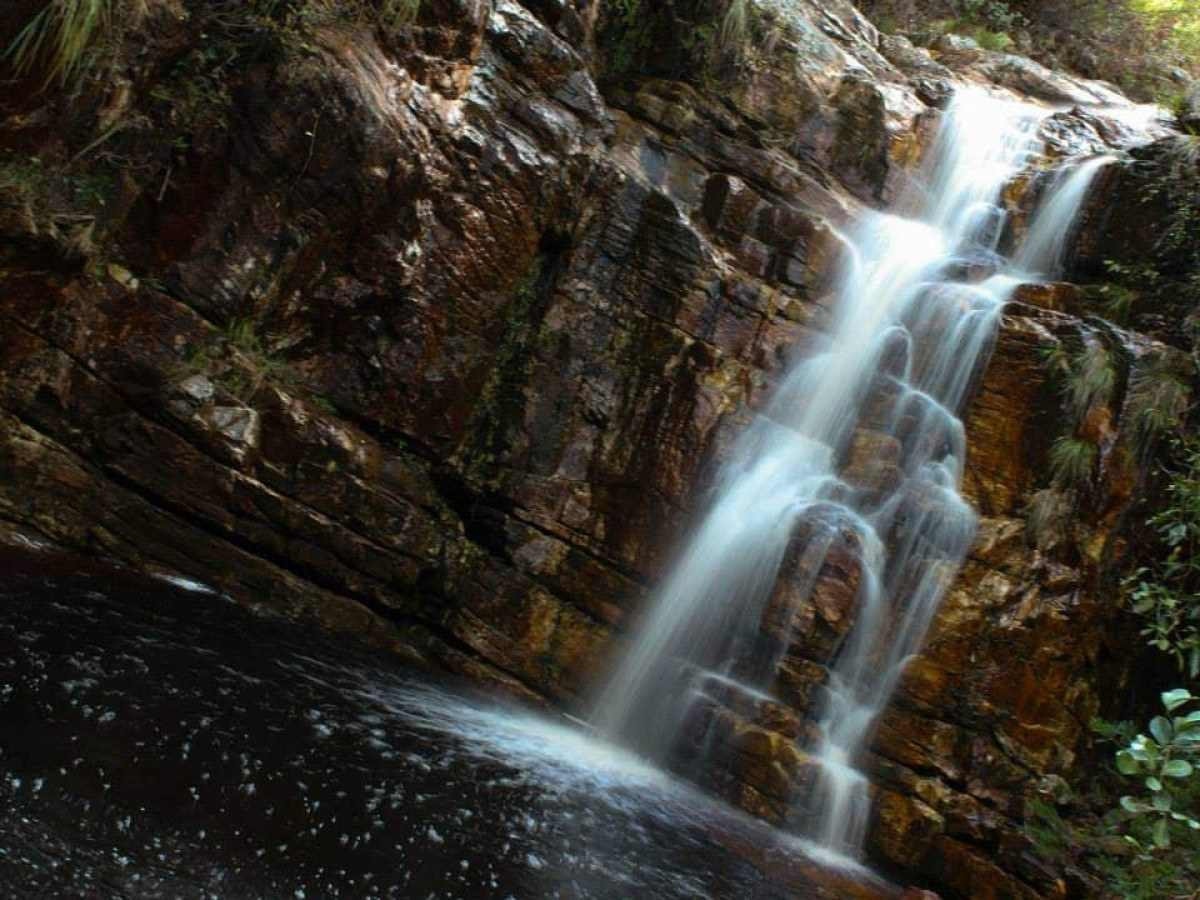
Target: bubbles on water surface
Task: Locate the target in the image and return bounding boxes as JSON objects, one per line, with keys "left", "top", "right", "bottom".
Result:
{"left": 0, "top": 558, "right": 892, "bottom": 899}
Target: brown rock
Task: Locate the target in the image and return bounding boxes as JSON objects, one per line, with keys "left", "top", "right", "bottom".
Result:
{"left": 0, "top": 2, "right": 1180, "bottom": 898}
{"left": 1010, "top": 282, "right": 1084, "bottom": 315}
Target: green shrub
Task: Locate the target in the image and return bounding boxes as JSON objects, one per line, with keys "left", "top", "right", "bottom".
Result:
{"left": 1125, "top": 437, "right": 1200, "bottom": 676}
{"left": 972, "top": 27, "right": 1014, "bottom": 51}
{"left": 959, "top": 0, "right": 1027, "bottom": 32}
{"left": 1112, "top": 692, "right": 1200, "bottom": 842}
{"left": 1085, "top": 691, "right": 1200, "bottom": 899}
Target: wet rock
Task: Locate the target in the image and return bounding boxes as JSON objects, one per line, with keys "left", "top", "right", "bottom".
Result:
{"left": 930, "top": 34, "right": 985, "bottom": 67}
{"left": 204, "top": 406, "right": 260, "bottom": 449}
{"left": 841, "top": 429, "right": 903, "bottom": 498}
{"left": 1010, "top": 282, "right": 1084, "bottom": 315}
{"left": 870, "top": 789, "right": 945, "bottom": 870}
{"left": 927, "top": 836, "right": 1042, "bottom": 900}
{"left": 879, "top": 35, "right": 953, "bottom": 81}
{"left": 1039, "top": 111, "right": 1110, "bottom": 158}
{"left": 975, "top": 54, "right": 1121, "bottom": 106}
{"left": 177, "top": 373, "right": 216, "bottom": 405}
{"left": 0, "top": 1, "right": 1182, "bottom": 898}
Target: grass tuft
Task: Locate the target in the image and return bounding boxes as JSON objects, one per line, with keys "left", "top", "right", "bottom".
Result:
{"left": 4, "top": 0, "right": 114, "bottom": 88}
{"left": 718, "top": 0, "right": 750, "bottom": 53}
{"left": 1127, "top": 353, "right": 1192, "bottom": 453}
{"left": 1067, "top": 340, "right": 1116, "bottom": 420}
{"left": 379, "top": 0, "right": 420, "bottom": 28}
{"left": 1049, "top": 435, "right": 1099, "bottom": 489}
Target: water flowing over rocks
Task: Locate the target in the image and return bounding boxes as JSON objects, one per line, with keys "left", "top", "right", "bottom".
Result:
{"left": 0, "top": 1, "right": 1189, "bottom": 896}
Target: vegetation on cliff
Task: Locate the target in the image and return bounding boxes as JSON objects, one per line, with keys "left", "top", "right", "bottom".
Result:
{"left": 3, "top": 1, "right": 1200, "bottom": 898}
{"left": 1021, "top": 129, "right": 1200, "bottom": 897}
{"left": 860, "top": 0, "right": 1199, "bottom": 100}
{"left": 1096, "top": 442, "right": 1200, "bottom": 896}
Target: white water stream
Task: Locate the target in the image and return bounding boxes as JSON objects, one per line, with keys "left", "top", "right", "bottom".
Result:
{"left": 589, "top": 87, "right": 1116, "bottom": 860}
{"left": 1015, "top": 153, "right": 1117, "bottom": 278}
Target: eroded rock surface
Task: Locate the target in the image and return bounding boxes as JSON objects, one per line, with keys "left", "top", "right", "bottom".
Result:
{"left": 0, "top": 1, "right": 1183, "bottom": 896}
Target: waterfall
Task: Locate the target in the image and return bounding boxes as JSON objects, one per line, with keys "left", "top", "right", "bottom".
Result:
{"left": 1014, "top": 154, "right": 1116, "bottom": 278}
{"left": 588, "top": 87, "right": 1109, "bottom": 861}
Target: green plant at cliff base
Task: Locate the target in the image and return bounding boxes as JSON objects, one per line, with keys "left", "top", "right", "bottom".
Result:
{"left": 1090, "top": 690, "right": 1200, "bottom": 898}
{"left": 4, "top": 0, "right": 118, "bottom": 88}
{"left": 1114, "top": 690, "right": 1200, "bottom": 844}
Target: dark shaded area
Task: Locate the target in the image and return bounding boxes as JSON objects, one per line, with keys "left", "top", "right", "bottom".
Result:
{"left": 0, "top": 546, "right": 886, "bottom": 899}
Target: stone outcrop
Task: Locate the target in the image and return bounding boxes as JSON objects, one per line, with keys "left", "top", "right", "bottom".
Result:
{"left": 0, "top": 1, "right": 1185, "bottom": 896}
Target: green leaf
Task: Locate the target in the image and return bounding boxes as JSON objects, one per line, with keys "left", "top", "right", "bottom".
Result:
{"left": 1152, "top": 817, "right": 1170, "bottom": 849}
{"left": 1120, "top": 795, "right": 1147, "bottom": 814}
{"left": 1116, "top": 749, "right": 1139, "bottom": 775}
{"left": 1147, "top": 775, "right": 1164, "bottom": 792}
{"left": 1150, "top": 716, "right": 1173, "bottom": 745}
{"left": 1163, "top": 759, "right": 1194, "bottom": 778}
{"left": 1163, "top": 688, "right": 1194, "bottom": 711}
{"left": 1151, "top": 791, "right": 1171, "bottom": 811}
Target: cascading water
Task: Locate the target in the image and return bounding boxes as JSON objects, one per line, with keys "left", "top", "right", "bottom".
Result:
{"left": 589, "top": 86, "right": 1117, "bottom": 861}
{"left": 1014, "top": 153, "right": 1117, "bottom": 278}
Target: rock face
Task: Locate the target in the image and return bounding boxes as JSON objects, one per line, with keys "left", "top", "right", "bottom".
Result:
{"left": 0, "top": 1, "right": 1183, "bottom": 896}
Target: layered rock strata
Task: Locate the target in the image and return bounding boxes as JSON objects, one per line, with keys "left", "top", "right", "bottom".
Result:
{"left": 0, "top": 1, "right": 1184, "bottom": 895}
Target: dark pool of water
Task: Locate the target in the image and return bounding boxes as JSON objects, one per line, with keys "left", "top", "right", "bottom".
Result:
{"left": 0, "top": 546, "right": 892, "bottom": 899}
